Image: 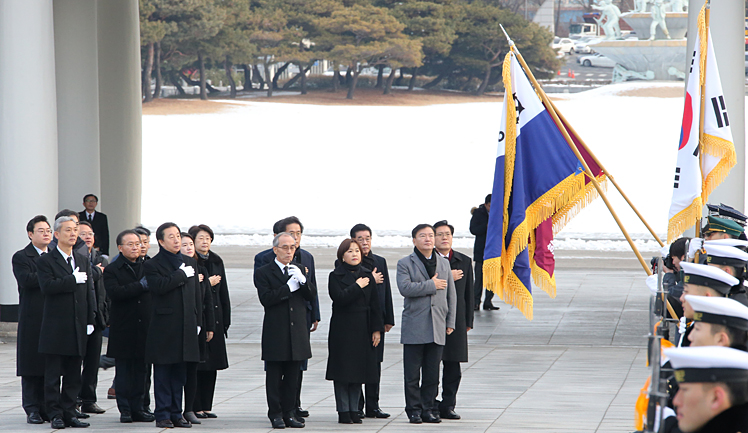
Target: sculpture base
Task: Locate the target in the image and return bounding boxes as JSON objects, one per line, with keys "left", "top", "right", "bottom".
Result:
{"left": 621, "top": 12, "right": 688, "bottom": 40}
{"left": 593, "top": 39, "right": 687, "bottom": 81}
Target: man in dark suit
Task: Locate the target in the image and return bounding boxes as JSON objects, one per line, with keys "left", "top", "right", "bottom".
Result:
{"left": 350, "top": 223, "right": 395, "bottom": 419}
{"left": 77, "top": 221, "right": 109, "bottom": 415}
{"left": 434, "top": 220, "right": 474, "bottom": 420}
{"left": 254, "top": 232, "right": 316, "bottom": 429}
{"left": 470, "top": 194, "right": 498, "bottom": 310}
{"left": 13, "top": 215, "right": 53, "bottom": 424}
{"left": 254, "top": 216, "right": 320, "bottom": 419}
{"left": 143, "top": 222, "right": 201, "bottom": 429}
{"left": 104, "top": 230, "right": 155, "bottom": 423}
{"left": 37, "top": 216, "right": 96, "bottom": 429}
{"left": 79, "top": 194, "right": 110, "bottom": 256}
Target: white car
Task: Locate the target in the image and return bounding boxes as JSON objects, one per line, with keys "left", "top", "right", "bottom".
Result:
{"left": 573, "top": 38, "right": 598, "bottom": 54}
{"left": 579, "top": 53, "right": 616, "bottom": 68}
{"left": 551, "top": 37, "right": 575, "bottom": 55}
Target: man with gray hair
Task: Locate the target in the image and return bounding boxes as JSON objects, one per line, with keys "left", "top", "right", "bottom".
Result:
{"left": 36, "top": 216, "right": 96, "bottom": 429}
{"left": 254, "top": 232, "right": 316, "bottom": 429}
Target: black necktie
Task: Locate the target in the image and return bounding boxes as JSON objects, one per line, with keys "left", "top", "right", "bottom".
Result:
{"left": 284, "top": 266, "right": 289, "bottom": 276}
{"left": 88, "top": 214, "right": 93, "bottom": 222}
{"left": 67, "top": 256, "right": 73, "bottom": 271}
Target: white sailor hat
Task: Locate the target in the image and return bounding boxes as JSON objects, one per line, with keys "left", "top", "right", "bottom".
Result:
{"left": 664, "top": 346, "right": 748, "bottom": 383}
{"left": 704, "top": 244, "right": 748, "bottom": 268}
{"left": 685, "top": 295, "right": 748, "bottom": 331}
{"left": 705, "top": 239, "right": 748, "bottom": 251}
{"left": 680, "top": 262, "right": 738, "bottom": 295}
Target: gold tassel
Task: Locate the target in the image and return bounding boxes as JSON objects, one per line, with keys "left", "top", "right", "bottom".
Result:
{"left": 667, "top": 197, "right": 702, "bottom": 243}
{"left": 553, "top": 175, "right": 607, "bottom": 235}
{"left": 701, "top": 133, "right": 736, "bottom": 204}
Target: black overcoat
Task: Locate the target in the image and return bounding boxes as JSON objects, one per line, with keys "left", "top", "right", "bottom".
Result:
{"left": 470, "top": 204, "right": 489, "bottom": 262}
{"left": 254, "top": 261, "right": 315, "bottom": 362}
{"left": 196, "top": 264, "right": 216, "bottom": 363}
{"left": 89, "top": 249, "right": 109, "bottom": 330}
{"left": 143, "top": 250, "right": 201, "bottom": 365}
{"left": 325, "top": 264, "right": 383, "bottom": 384}
{"left": 104, "top": 255, "right": 151, "bottom": 359}
{"left": 13, "top": 243, "right": 47, "bottom": 376}
{"left": 37, "top": 248, "right": 95, "bottom": 357}
{"left": 442, "top": 250, "right": 475, "bottom": 362}
{"left": 198, "top": 251, "right": 230, "bottom": 371}
{"left": 363, "top": 252, "right": 395, "bottom": 362}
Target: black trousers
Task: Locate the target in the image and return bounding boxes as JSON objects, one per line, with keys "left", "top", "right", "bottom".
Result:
{"left": 295, "top": 369, "right": 304, "bottom": 409}
{"left": 22, "top": 375, "right": 46, "bottom": 415}
{"left": 184, "top": 362, "right": 198, "bottom": 413}
{"left": 438, "top": 361, "right": 462, "bottom": 412}
{"left": 266, "top": 361, "right": 301, "bottom": 419}
{"left": 152, "top": 362, "right": 187, "bottom": 422}
{"left": 194, "top": 370, "right": 217, "bottom": 412}
{"left": 403, "top": 343, "right": 443, "bottom": 417}
{"left": 358, "top": 361, "right": 382, "bottom": 412}
{"left": 473, "top": 260, "right": 494, "bottom": 306}
{"left": 114, "top": 358, "right": 147, "bottom": 415}
{"left": 79, "top": 328, "right": 102, "bottom": 403}
{"left": 333, "top": 381, "right": 361, "bottom": 412}
{"left": 44, "top": 354, "right": 83, "bottom": 421}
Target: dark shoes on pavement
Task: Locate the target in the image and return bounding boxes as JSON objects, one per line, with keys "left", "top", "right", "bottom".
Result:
{"left": 74, "top": 409, "right": 90, "bottom": 419}
{"left": 409, "top": 414, "right": 423, "bottom": 424}
{"left": 270, "top": 417, "right": 285, "bottom": 428}
{"left": 422, "top": 412, "right": 442, "bottom": 423}
{"left": 27, "top": 412, "right": 44, "bottom": 424}
{"left": 295, "top": 407, "right": 309, "bottom": 418}
{"left": 366, "top": 408, "right": 390, "bottom": 418}
{"left": 440, "top": 409, "right": 461, "bottom": 420}
{"left": 183, "top": 411, "right": 201, "bottom": 424}
{"left": 283, "top": 411, "right": 304, "bottom": 428}
{"left": 172, "top": 417, "right": 192, "bottom": 428}
{"left": 156, "top": 419, "right": 174, "bottom": 428}
{"left": 120, "top": 412, "right": 133, "bottom": 423}
{"left": 338, "top": 412, "right": 352, "bottom": 424}
{"left": 483, "top": 303, "right": 500, "bottom": 310}
{"left": 80, "top": 403, "right": 105, "bottom": 414}
{"left": 64, "top": 417, "right": 90, "bottom": 428}
{"left": 132, "top": 411, "right": 155, "bottom": 422}
{"left": 51, "top": 417, "right": 66, "bottom": 429}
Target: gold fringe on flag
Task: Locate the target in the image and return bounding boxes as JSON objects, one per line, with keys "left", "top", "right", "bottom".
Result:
{"left": 701, "top": 134, "right": 737, "bottom": 204}
{"left": 552, "top": 174, "right": 608, "bottom": 235}
{"left": 502, "top": 271, "right": 534, "bottom": 320}
{"left": 667, "top": 196, "right": 702, "bottom": 243}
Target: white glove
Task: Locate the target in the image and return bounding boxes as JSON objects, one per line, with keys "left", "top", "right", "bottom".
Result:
{"left": 659, "top": 245, "right": 670, "bottom": 259}
{"left": 73, "top": 267, "right": 88, "bottom": 284}
{"left": 86, "top": 325, "right": 94, "bottom": 335}
{"left": 287, "top": 277, "right": 301, "bottom": 292}
{"left": 288, "top": 265, "right": 306, "bottom": 284}
{"left": 197, "top": 326, "right": 201, "bottom": 335}
{"left": 687, "top": 238, "right": 704, "bottom": 260}
{"left": 679, "top": 316, "right": 687, "bottom": 334}
{"left": 180, "top": 263, "right": 195, "bottom": 278}
{"left": 645, "top": 274, "right": 658, "bottom": 295}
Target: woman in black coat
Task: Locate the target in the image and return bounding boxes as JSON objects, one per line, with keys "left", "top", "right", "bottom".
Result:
{"left": 326, "top": 239, "right": 383, "bottom": 424}
{"left": 189, "top": 224, "right": 231, "bottom": 419}
{"left": 180, "top": 232, "right": 214, "bottom": 425}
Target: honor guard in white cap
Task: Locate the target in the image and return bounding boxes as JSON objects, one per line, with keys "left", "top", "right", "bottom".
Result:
{"left": 664, "top": 346, "right": 748, "bottom": 433}
{"left": 678, "top": 263, "right": 738, "bottom": 347}
{"left": 705, "top": 238, "right": 748, "bottom": 252}
{"left": 684, "top": 295, "right": 748, "bottom": 349}
{"left": 703, "top": 244, "right": 748, "bottom": 307}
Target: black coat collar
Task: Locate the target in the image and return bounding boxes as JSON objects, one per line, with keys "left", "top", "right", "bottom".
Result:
{"left": 23, "top": 242, "right": 43, "bottom": 258}
{"left": 697, "top": 402, "right": 748, "bottom": 432}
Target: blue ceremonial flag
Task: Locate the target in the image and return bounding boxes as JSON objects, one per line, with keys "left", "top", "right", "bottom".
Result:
{"left": 484, "top": 52, "right": 585, "bottom": 320}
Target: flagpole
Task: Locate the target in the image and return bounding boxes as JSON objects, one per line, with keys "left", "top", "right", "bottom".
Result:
{"left": 546, "top": 99, "right": 665, "bottom": 247}
{"left": 505, "top": 50, "right": 649, "bottom": 276}
{"left": 695, "top": 0, "right": 710, "bottom": 238}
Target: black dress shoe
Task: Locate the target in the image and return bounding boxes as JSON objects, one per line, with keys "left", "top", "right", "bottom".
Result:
{"left": 183, "top": 411, "right": 201, "bottom": 424}
{"left": 409, "top": 414, "right": 423, "bottom": 424}
{"left": 203, "top": 411, "right": 218, "bottom": 418}
{"left": 366, "top": 409, "right": 390, "bottom": 418}
{"left": 64, "top": 417, "right": 90, "bottom": 427}
{"left": 338, "top": 412, "right": 352, "bottom": 424}
{"left": 120, "top": 412, "right": 133, "bottom": 423}
{"left": 81, "top": 403, "right": 105, "bottom": 414}
{"left": 74, "top": 410, "right": 90, "bottom": 419}
{"left": 283, "top": 415, "right": 305, "bottom": 428}
{"left": 51, "top": 417, "right": 65, "bottom": 429}
{"left": 356, "top": 409, "right": 365, "bottom": 419}
{"left": 194, "top": 412, "right": 208, "bottom": 419}
{"left": 27, "top": 412, "right": 44, "bottom": 424}
{"left": 142, "top": 407, "right": 153, "bottom": 416}
{"left": 440, "top": 409, "right": 461, "bottom": 419}
{"left": 156, "top": 419, "right": 174, "bottom": 428}
{"left": 270, "top": 417, "right": 285, "bottom": 429}
{"left": 171, "top": 417, "right": 192, "bottom": 428}
{"left": 483, "top": 303, "right": 500, "bottom": 310}
{"left": 132, "top": 411, "right": 155, "bottom": 422}
{"left": 350, "top": 411, "right": 362, "bottom": 424}
{"left": 422, "top": 413, "right": 441, "bottom": 423}
{"left": 295, "top": 407, "right": 309, "bottom": 418}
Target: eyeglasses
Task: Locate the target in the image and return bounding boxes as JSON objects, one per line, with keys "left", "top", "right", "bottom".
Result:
{"left": 84, "top": 199, "right": 97, "bottom": 203}
{"left": 122, "top": 242, "right": 142, "bottom": 248}
{"left": 277, "top": 245, "right": 297, "bottom": 252}
{"left": 355, "top": 236, "right": 371, "bottom": 243}
{"left": 436, "top": 232, "right": 452, "bottom": 238}
{"left": 34, "top": 229, "right": 52, "bottom": 234}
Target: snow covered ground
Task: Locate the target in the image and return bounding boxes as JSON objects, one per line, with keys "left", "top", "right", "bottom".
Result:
{"left": 142, "top": 81, "right": 741, "bottom": 251}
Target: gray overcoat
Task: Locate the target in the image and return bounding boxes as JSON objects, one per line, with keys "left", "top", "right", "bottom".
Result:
{"left": 397, "top": 252, "right": 456, "bottom": 345}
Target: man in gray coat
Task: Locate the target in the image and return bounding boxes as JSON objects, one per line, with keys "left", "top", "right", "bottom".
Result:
{"left": 397, "top": 223, "right": 456, "bottom": 424}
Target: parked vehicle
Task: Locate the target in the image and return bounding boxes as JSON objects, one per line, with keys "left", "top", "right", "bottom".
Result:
{"left": 573, "top": 38, "right": 599, "bottom": 54}
{"left": 569, "top": 23, "right": 599, "bottom": 39}
{"left": 579, "top": 53, "right": 617, "bottom": 68}
{"left": 552, "top": 37, "right": 575, "bottom": 55}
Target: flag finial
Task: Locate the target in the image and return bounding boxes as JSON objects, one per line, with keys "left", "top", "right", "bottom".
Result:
{"left": 499, "top": 24, "right": 515, "bottom": 47}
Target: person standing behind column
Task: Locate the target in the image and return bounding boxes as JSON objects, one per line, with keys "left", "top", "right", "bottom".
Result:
{"left": 433, "top": 220, "right": 474, "bottom": 420}
{"left": 104, "top": 230, "right": 155, "bottom": 423}
{"left": 37, "top": 216, "right": 95, "bottom": 429}
{"left": 470, "top": 195, "right": 498, "bottom": 310}
{"left": 77, "top": 221, "right": 109, "bottom": 415}
{"left": 397, "top": 224, "right": 456, "bottom": 424}
{"left": 254, "top": 233, "right": 315, "bottom": 429}
{"left": 350, "top": 223, "right": 394, "bottom": 419}
{"left": 189, "top": 224, "right": 231, "bottom": 420}
{"left": 13, "top": 215, "right": 53, "bottom": 424}
{"left": 79, "top": 195, "right": 109, "bottom": 257}
{"left": 133, "top": 225, "right": 152, "bottom": 413}
{"left": 143, "top": 223, "right": 201, "bottom": 429}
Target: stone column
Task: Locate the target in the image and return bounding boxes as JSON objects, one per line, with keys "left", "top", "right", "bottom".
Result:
{"left": 686, "top": 0, "right": 745, "bottom": 213}
{"left": 54, "top": 1, "right": 101, "bottom": 210}
{"left": 97, "top": 0, "right": 142, "bottom": 239}
{"left": 0, "top": 1, "right": 59, "bottom": 320}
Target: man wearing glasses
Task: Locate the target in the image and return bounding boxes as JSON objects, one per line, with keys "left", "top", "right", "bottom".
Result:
{"left": 104, "top": 230, "right": 155, "bottom": 423}
{"left": 13, "top": 215, "right": 52, "bottom": 424}
{"left": 397, "top": 224, "right": 456, "bottom": 424}
{"left": 79, "top": 194, "right": 110, "bottom": 257}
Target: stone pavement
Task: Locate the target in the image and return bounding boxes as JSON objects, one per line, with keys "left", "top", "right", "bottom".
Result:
{"left": 0, "top": 246, "right": 650, "bottom": 432}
